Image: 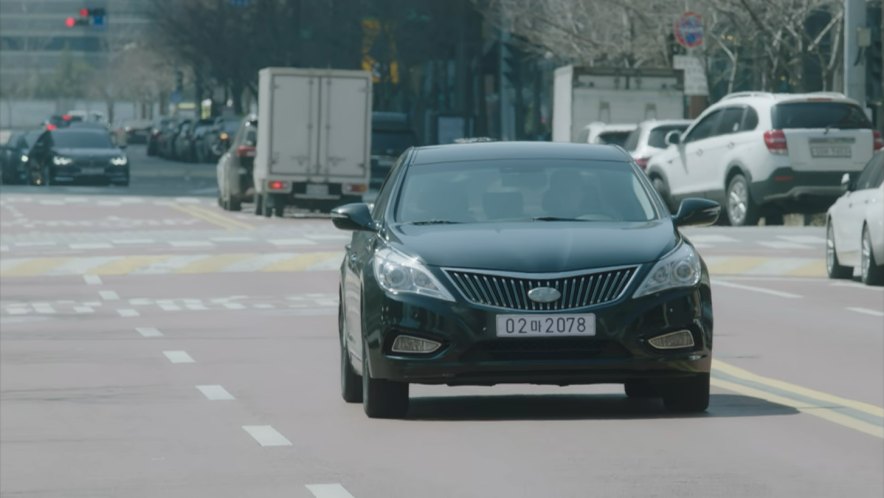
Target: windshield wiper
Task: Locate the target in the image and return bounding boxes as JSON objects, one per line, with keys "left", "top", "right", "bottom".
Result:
{"left": 532, "top": 216, "right": 588, "bottom": 222}
{"left": 823, "top": 111, "right": 851, "bottom": 135}
{"left": 405, "top": 219, "right": 462, "bottom": 225}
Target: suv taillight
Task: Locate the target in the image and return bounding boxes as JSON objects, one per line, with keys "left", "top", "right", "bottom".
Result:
{"left": 634, "top": 157, "right": 650, "bottom": 170}
{"left": 236, "top": 145, "right": 256, "bottom": 158}
{"left": 874, "top": 130, "right": 883, "bottom": 151}
{"left": 763, "top": 130, "right": 788, "bottom": 155}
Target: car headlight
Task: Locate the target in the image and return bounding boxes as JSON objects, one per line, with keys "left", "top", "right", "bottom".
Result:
{"left": 110, "top": 156, "right": 128, "bottom": 166}
{"left": 20, "top": 154, "right": 28, "bottom": 163}
{"left": 52, "top": 156, "right": 73, "bottom": 166}
{"left": 633, "top": 243, "right": 701, "bottom": 298}
{"left": 373, "top": 246, "right": 455, "bottom": 302}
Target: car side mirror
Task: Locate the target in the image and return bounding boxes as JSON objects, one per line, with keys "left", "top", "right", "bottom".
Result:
{"left": 665, "top": 130, "right": 682, "bottom": 146}
{"left": 674, "top": 198, "right": 720, "bottom": 227}
{"left": 331, "top": 203, "right": 377, "bottom": 232}
{"left": 841, "top": 173, "right": 855, "bottom": 192}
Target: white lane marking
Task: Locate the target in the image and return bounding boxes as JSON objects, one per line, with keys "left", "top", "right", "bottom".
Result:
{"left": 99, "top": 290, "right": 120, "bottom": 301}
{"left": 169, "top": 241, "right": 215, "bottom": 248}
{"left": 158, "top": 302, "right": 182, "bottom": 311}
{"left": 223, "top": 302, "right": 246, "bottom": 310}
{"left": 185, "top": 303, "right": 208, "bottom": 311}
{"left": 131, "top": 255, "right": 206, "bottom": 274}
{"left": 847, "top": 307, "right": 884, "bottom": 318}
{"left": 83, "top": 274, "right": 102, "bottom": 285}
{"left": 163, "top": 351, "right": 195, "bottom": 364}
{"left": 778, "top": 235, "right": 826, "bottom": 244}
{"left": 686, "top": 234, "right": 739, "bottom": 243}
{"left": 210, "top": 236, "right": 254, "bottom": 243}
{"left": 136, "top": 327, "right": 163, "bottom": 337}
{"left": 117, "top": 308, "right": 140, "bottom": 317}
{"left": 69, "top": 243, "right": 114, "bottom": 250}
{"left": 269, "top": 238, "right": 317, "bottom": 246}
{"left": 174, "top": 197, "right": 201, "bottom": 204}
{"left": 241, "top": 425, "right": 292, "bottom": 447}
{"left": 73, "top": 306, "right": 93, "bottom": 314}
{"left": 7, "top": 308, "right": 29, "bottom": 315}
{"left": 111, "top": 238, "right": 157, "bottom": 245}
{"left": 196, "top": 385, "right": 235, "bottom": 400}
{"left": 711, "top": 279, "right": 802, "bottom": 298}
{"left": 306, "top": 484, "right": 357, "bottom": 498}
{"left": 757, "top": 241, "right": 812, "bottom": 250}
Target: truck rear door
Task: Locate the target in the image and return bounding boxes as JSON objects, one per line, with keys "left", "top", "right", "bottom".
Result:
{"left": 269, "top": 74, "right": 318, "bottom": 176}
{"left": 318, "top": 75, "right": 370, "bottom": 181}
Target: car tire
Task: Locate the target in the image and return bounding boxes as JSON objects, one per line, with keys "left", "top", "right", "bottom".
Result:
{"left": 650, "top": 176, "right": 674, "bottom": 214}
{"left": 826, "top": 222, "right": 852, "bottom": 279}
{"left": 272, "top": 194, "right": 285, "bottom": 217}
{"left": 725, "top": 174, "right": 759, "bottom": 226}
{"left": 254, "top": 194, "right": 263, "bottom": 215}
{"left": 362, "top": 341, "right": 409, "bottom": 419}
{"left": 624, "top": 380, "right": 658, "bottom": 398}
{"left": 261, "top": 194, "right": 273, "bottom": 217}
{"left": 662, "top": 373, "right": 709, "bottom": 413}
{"left": 229, "top": 197, "right": 242, "bottom": 212}
{"left": 339, "top": 310, "right": 363, "bottom": 403}
{"left": 860, "top": 226, "right": 884, "bottom": 286}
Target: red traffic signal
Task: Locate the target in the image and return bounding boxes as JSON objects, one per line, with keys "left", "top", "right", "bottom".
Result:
{"left": 65, "top": 16, "right": 76, "bottom": 27}
{"left": 79, "top": 8, "right": 89, "bottom": 17}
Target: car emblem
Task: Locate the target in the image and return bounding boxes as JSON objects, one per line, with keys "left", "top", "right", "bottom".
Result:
{"left": 527, "top": 287, "right": 561, "bottom": 303}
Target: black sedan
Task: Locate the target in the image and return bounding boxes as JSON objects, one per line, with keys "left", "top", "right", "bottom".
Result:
{"left": 332, "top": 142, "right": 720, "bottom": 418}
{"left": 27, "top": 129, "right": 129, "bottom": 186}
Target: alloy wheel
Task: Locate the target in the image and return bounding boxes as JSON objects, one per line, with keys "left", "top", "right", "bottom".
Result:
{"left": 727, "top": 180, "right": 748, "bottom": 226}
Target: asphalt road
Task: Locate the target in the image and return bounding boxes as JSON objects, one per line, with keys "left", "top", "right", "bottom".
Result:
{"left": 1, "top": 146, "right": 882, "bottom": 497}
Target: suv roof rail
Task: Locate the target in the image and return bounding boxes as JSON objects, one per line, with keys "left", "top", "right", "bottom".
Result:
{"left": 720, "top": 92, "right": 773, "bottom": 101}
{"left": 803, "top": 91, "right": 847, "bottom": 99}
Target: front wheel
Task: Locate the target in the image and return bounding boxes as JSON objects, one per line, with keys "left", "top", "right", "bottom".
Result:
{"left": 624, "top": 380, "right": 658, "bottom": 398}
{"left": 826, "top": 222, "right": 852, "bottom": 279}
{"left": 340, "top": 318, "right": 362, "bottom": 403}
{"left": 662, "top": 373, "right": 709, "bottom": 413}
{"left": 860, "top": 227, "right": 884, "bottom": 285}
{"left": 362, "top": 343, "right": 409, "bottom": 418}
{"left": 725, "top": 174, "right": 759, "bottom": 226}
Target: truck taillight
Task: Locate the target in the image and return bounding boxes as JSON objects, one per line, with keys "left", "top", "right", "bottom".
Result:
{"left": 268, "top": 180, "right": 287, "bottom": 191}
{"left": 763, "top": 130, "right": 788, "bottom": 155}
{"left": 874, "top": 130, "right": 883, "bottom": 151}
{"left": 343, "top": 183, "right": 367, "bottom": 194}
{"left": 236, "top": 145, "right": 256, "bottom": 158}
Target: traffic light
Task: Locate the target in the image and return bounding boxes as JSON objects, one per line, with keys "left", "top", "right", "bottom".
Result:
{"left": 65, "top": 7, "right": 107, "bottom": 28}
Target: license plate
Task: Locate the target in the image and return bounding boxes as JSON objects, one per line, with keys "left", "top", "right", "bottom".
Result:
{"left": 80, "top": 167, "right": 105, "bottom": 174}
{"left": 306, "top": 184, "right": 329, "bottom": 196}
{"left": 496, "top": 313, "right": 596, "bottom": 337}
{"left": 810, "top": 146, "right": 851, "bottom": 158}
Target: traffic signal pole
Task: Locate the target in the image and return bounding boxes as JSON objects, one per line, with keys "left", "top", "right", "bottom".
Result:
{"left": 844, "top": 0, "right": 867, "bottom": 109}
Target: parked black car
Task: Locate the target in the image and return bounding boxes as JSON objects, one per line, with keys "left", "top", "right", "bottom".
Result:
{"left": 1, "top": 129, "right": 43, "bottom": 184}
{"left": 196, "top": 116, "right": 243, "bottom": 163}
{"left": 159, "top": 119, "right": 190, "bottom": 159}
{"left": 27, "top": 128, "right": 129, "bottom": 187}
{"left": 174, "top": 118, "right": 213, "bottom": 162}
{"left": 332, "top": 142, "right": 719, "bottom": 418}
{"left": 147, "top": 117, "right": 174, "bottom": 156}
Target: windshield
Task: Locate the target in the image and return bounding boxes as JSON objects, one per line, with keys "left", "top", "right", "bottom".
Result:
{"left": 396, "top": 159, "right": 658, "bottom": 224}
{"left": 596, "top": 131, "right": 632, "bottom": 147}
{"left": 51, "top": 131, "right": 114, "bottom": 149}
{"left": 771, "top": 102, "right": 872, "bottom": 129}
{"left": 372, "top": 129, "right": 418, "bottom": 156}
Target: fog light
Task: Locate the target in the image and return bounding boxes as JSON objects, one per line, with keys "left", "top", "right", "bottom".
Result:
{"left": 648, "top": 330, "right": 694, "bottom": 350}
{"left": 391, "top": 335, "right": 441, "bottom": 354}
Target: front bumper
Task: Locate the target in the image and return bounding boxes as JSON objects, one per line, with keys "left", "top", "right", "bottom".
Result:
{"left": 361, "top": 274, "right": 713, "bottom": 386}
{"left": 51, "top": 165, "right": 129, "bottom": 184}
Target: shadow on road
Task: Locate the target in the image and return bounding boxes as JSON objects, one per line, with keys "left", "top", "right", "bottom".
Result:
{"left": 405, "top": 393, "right": 798, "bottom": 421}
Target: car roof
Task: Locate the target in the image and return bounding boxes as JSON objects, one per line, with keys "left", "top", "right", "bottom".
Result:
{"left": 411, "top": 141, "right": 631, "bottom": 164}
{"left": 639, "top": 119, "right": 692, "bottom": 127}
{"left": 719, "top": 91, "right": 860, "bottom": 106}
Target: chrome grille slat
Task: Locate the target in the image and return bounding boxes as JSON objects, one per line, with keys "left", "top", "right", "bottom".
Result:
{"left": 446, "top": 267, "right": 637, "bottom": 311}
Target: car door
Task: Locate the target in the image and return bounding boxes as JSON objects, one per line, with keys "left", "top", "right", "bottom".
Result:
{"left": 691, "top": 106, "right": 746, "bottom": 198}
{"left": 837, "top": 154, "right": 884, "bottom": 265}
{"left": 666, "top": 109, "right": 723, "bottom": 199}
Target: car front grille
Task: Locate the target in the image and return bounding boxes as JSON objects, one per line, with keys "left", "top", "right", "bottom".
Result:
{"left": 445, "top": 266, "right": 638, "bottom": 311}
{"left": 461, "top": 338, "right": 631, "bottom": 362}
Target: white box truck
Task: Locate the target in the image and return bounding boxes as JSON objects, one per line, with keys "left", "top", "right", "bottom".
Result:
{"left": 253, "top": 67, "right": 372, "bottom": 216}
{"left": 553, "top": 66, "right": 684, "bottom": 143}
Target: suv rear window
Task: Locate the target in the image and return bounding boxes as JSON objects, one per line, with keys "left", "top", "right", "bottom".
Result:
{"left": 771, "top": 102, "right": 872, "bottom": 130}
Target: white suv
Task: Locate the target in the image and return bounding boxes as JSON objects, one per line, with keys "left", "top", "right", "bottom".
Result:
{"left": 646, "top": 92, "right": 882, "bottom": 225}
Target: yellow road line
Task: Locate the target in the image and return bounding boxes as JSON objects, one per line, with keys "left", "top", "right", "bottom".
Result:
{"left": 86, "top": 255, "right": 172, "bottom": 275}
{"left": 169, "top": 204, "right": 253, "bottom": 231}
{"left": 261, "top": 252, "right": 339, "bottom": 272}
{"left": 175, "top": 254, "right": 259, "bottom": 274}
{"left": 705, "top": 256, "right": 766, "bottom": 275}
{"left": 186, "top": 204, "right": 255, "bottom": 231}
{"left": 711, "top": 378, "right": 884, "bottom": 439}
{"left": 714, "top": 359, "right": 884, "bottom": 418}
{"left": 786, "top": 260, "right": 826, "bottom": 277}
{"left": 1, "top": 258, "right": 70, "bottom": 277}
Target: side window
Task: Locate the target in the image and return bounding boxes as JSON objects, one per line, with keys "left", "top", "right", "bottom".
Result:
{"left": 741, "top": 106, "right": 759, "bottom": 130}
{"left": 856, "top": 154, "right": 884, "bottom": 190}
{"left": 684, "top": 110, "right": 723, "bottom": 143}
{"left": 716, "top": 107, "right": 745, "bottom": 135}
{"left": 372, "top": 152, "right": 407, "bottom": 220}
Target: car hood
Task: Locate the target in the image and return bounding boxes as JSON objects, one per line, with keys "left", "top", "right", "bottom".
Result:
{"left": 388, "top": 220, "right": 679, "bottom": 273}
{"left": 55, "top": 148, "right": 123, "bottom": 158}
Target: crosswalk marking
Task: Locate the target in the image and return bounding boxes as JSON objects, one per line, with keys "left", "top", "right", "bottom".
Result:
{"left": 242, "top": 425, "right": 292, "bottom": 447}
{"left": 306, "top": 484, "right": 357, "bottom": 498}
